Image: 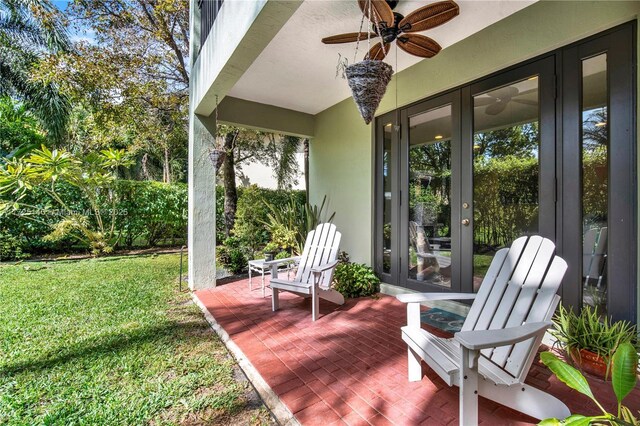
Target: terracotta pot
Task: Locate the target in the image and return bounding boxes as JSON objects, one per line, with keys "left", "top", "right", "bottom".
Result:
{"left": 569, "top": 348, "right": 611, "bottom": 380}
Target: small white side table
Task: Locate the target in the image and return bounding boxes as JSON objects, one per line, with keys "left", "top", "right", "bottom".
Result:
{"left": 248, "top": 259, "right": 297, "bottom": 297}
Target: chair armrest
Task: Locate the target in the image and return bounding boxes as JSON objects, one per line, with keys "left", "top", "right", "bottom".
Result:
{"left": 454, "top": 321, "right": 552, "bottom": 351}
{"left": 311, "top": 260, "right": 339, "bottom": 274}
{"left": 396, "top": 292, "right": 477, "bottom": 304}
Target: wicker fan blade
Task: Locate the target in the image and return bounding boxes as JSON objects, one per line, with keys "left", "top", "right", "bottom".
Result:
{"left": 399, "top": 0, "right": 459, "bottom": 33}
{"left": 512, "top": 98, "right": 538, "bottom": 106}
{"left": 322, "top": 32, "right": 378, "bottom": 44}
{"left": 366, "top": 42, "right": 391, "bottom": 60}
{"left": 490, "top": 86, "right": 519, "bottom": 99}
{"left": 396, "top": 34, "right": 441, "bottom": 58}
{"left": 358, "top": 0, "right": 394, "bottom": 28}
{"left": 474, "top": 97, "right": 497, "bottom": 107}
{"left": 485, "top": 101, "right": 508, "bottom": 116}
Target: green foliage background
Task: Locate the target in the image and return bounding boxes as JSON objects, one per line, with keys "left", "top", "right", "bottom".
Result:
{"left": 0, "top": 183, "right": 306, "bottom": 260}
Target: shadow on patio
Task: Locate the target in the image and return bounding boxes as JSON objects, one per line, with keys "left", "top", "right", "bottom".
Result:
{"left": 195, "top": 277, "right": 640, "bottom": 426}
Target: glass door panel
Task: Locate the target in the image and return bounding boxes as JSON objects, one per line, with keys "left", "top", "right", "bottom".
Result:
{"left": 581, "top": 54, "right": 608, "bottom": 314}
{"left": 382, "top": 123, "right": 393, "bottom": 274}
{"left": 407, "top": 105, "right": 453, "bottom": 288}
{"left": 472, "top": 77, "right": 541, "bottom": 290}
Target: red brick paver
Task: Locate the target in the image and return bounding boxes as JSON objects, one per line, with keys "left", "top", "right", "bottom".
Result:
{"left": 195, "top": 278, "right": 640, "bottom": 425}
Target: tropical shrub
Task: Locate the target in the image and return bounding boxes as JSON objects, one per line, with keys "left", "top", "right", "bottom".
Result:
{"left": 0, "top": 178, "right": 188, "bottom": 255}
{"left": 333, "top": 263, "right": 380, "bottom": 298}
{"left": 261, "top": 194, "right": 335, "bottom": 255}
{"left": 0, "top": 146, "right": 133, "bottom": 255}
{"left": 232, "top": 186, "right": 305, "bottom": 254}
{"left": 0, "top": 232, "right": 28, "bottom": 261}
{"left": 216, "top": 237, "right": 247, "bottom": 274}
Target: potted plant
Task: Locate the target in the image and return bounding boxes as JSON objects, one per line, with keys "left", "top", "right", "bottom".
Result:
{"left": 550, "top": 305, "right": 638, "bottom": 380}
{"left": 263, "top": 242, "right": 279, "bottom": 262}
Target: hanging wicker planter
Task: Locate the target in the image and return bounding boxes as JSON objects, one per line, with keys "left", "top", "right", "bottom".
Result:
{"left": 208, "top": 148, "right": 226, "bottom": 170}
{"left": 346, "top": 59, "right": 394, "bottom": 124}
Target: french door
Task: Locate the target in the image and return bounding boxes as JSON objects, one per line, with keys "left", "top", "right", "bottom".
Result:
{"left": 375, "top": 23, "right": 636, "bottom": 321}
{"left": 375, "top": 57, "right": 556, "bottom": 293}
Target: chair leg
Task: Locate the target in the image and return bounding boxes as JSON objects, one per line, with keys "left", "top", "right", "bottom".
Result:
{"left": 311, "top": 283, "right": 319, "bottom": 321}
{"left": 408, "top": 347, "right": 422, "bottom": 382}
{"left": 249, "top": 267, "right": 252, "bottom": 291}
{"left": 261, "top": 270, "right": 265, "bottom": 298}
{"left": 272, "top": 288, "right": 279, "bottom": 311}
{"left": 459, "top": 347, "right": 479, "bottom": 426}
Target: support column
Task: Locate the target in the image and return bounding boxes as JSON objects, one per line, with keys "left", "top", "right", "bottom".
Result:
{"left": 188, "top": 112, "right": 217, "bottom": 290}
{"left": 188, "top": 0, "right": 216, "bottom": 290}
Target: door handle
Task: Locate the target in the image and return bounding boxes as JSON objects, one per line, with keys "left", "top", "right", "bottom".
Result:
{"left": 461, "top": 218, "right": 470, "bottom": 226}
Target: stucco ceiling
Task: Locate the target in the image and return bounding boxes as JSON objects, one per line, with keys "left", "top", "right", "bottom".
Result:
{"left": 227, "top": 0, "right": 537, "bottom": 115}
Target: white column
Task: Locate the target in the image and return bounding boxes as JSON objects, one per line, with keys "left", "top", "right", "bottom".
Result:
{"left": 188, "top": 0, "right": 216, "bottom": 290}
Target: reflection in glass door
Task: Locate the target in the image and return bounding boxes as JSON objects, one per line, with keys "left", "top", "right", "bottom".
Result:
{"left": 382, "top": 123, "right": 393, "bottom": 275}
{"left": 580, "top": 54, "right": 608, "bottom": 314}
{"left": 472, "top": 77, "right": 540, "bottom": 289}
{"left": 407, "top": 105, "right": 453, "bottom": 288}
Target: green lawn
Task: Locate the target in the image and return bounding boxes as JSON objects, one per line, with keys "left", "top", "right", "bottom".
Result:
{"left": 0, "top": 255, "right": 271, "bottom": 425}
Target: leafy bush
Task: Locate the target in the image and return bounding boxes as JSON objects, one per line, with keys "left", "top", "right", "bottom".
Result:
{"left": 232, "top": 186, "right": 305, "bottom": 254}
{"left": 0, "top": 180, "right": 187, "bottom": 255}
{"left": 0, "top": 232, "right": 29, "bottom": 261}
{"left": 216, "top": 237, "right": 247, "bottom": 274}
{"left": 116, "top": 180, "right": 187, "bottom": 247}
{"left": 333, "top": 263, "right": 380, "bottom": 298}
{"left": 275, "top": 250, "right": 290, "bottom": 260}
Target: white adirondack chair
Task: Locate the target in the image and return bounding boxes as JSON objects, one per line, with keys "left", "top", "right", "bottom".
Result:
{"left": 410, "top": 221, "right": 452, "bottom": 280}
{"left": 268, "top": 223, "right": 344, "bottom": 321}
{"left": 397, "top": 235, "right": 570, "bottom": 425}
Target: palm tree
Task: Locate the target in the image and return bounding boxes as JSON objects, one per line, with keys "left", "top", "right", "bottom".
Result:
{"left": 0, "top": 0, "right": 70, "bottom": 143}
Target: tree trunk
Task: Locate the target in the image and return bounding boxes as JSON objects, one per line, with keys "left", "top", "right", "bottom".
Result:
{"left": 222, "top": 131, "right": 238, "bottom": 237}
{"left": 163, "top": 146, "right": 171, "bottom": 184}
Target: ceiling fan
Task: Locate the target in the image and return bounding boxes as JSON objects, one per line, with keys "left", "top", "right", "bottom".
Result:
{"left": 474, "top": 86, "right": 538, "bottom": 116}
{"left": 321, "top": 0, "right": 459, "bottom": 60}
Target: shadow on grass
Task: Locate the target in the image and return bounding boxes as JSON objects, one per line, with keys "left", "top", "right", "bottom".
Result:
{"left": 0, "top": 318, "right": 208, "bottom": 376}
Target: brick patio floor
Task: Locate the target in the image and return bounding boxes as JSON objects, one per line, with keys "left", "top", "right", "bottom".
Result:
{"left": 195, "top": 277, "right": 640, "bottom": 425}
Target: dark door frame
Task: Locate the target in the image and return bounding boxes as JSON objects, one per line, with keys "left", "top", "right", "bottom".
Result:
{"left": 560, "top": 24, "right": 636, "bottom": 322}
{"left": 373, "top": 22, "right": 636, "bottom": 321}
{"left": 462, "top": 56, "right": 557, "bottom": 293}
{"left": 400, "top": 91, "right": 462, "bottom": 292}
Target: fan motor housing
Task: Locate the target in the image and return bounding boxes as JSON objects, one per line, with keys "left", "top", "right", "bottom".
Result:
{"left": 375, "top": 12, "right": 404, "bottom": 43}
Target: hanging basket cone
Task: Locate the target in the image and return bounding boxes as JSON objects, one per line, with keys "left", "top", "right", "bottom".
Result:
{"left": 208, "top": 148, "right": 226, "bottom": 170}
{"left": 346, "top": 59, "right": 394, "bottom": 124}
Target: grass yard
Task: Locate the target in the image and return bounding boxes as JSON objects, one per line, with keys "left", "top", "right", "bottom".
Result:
{"left": 0, "top": 254, "right": 272, "bottom": 425}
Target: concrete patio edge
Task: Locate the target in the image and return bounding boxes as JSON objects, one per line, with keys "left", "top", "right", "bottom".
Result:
{"left": 191, "top": 292, "right": 301, "bottom": 426}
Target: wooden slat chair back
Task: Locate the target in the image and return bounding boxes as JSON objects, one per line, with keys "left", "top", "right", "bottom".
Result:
{"left": 397, "top": 235, "right": 570, "bottom": 425}
{"left": 461, "top": 235, "right": 564, "bottom": 382}
{"left": 294, "top": 223, "right": 341, "bottom": 287}
{"left": 269, "top": 223, "right": 344, "bottom": 321}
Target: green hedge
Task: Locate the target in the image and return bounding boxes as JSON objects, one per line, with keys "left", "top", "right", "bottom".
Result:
{"left": 1, "top": 181, "right": 305, "bottom": 259}
{"left": 229, "top": 186, "right": 306, "bottom": 255}
{"left": 0, "top": 180, "right": 188, "bottom": 257}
